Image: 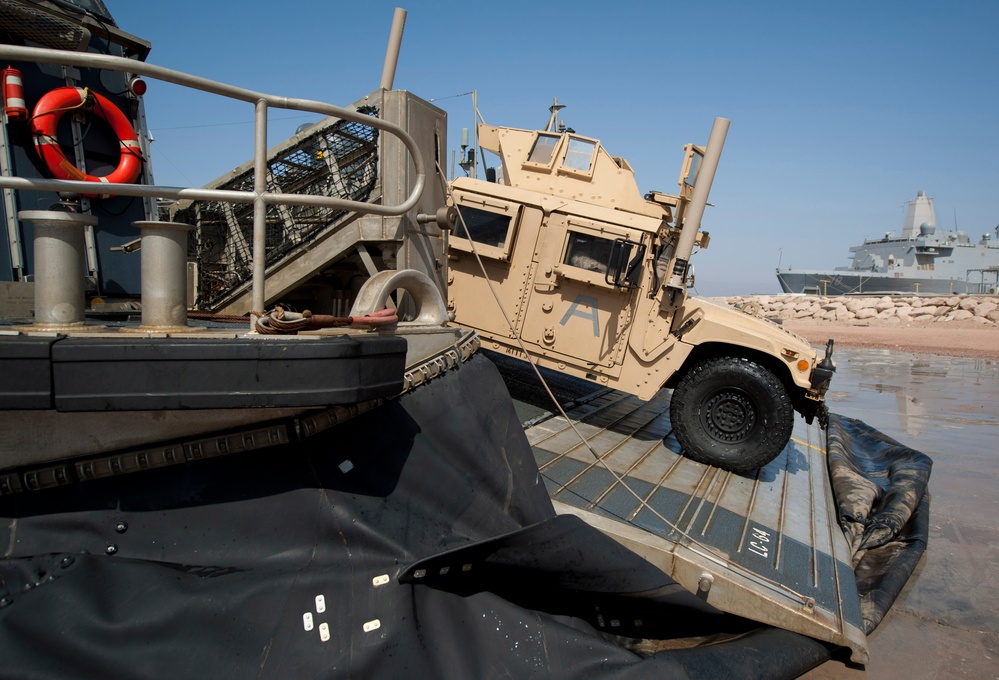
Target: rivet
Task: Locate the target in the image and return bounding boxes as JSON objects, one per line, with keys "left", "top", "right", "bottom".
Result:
{"left": 115, "top": 521, "right": 128, "bottom": 534}
{"left": 105, "top": 544, "right": 118, "bottom": 555}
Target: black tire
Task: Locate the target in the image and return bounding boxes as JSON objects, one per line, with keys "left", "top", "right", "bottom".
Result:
{"left": 669, "top": 356, "right": 794, "bottom": 473}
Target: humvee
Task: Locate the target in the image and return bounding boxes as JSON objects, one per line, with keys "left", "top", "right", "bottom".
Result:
{"left": 444, "top": 116, "right": 834, "bottom": 472}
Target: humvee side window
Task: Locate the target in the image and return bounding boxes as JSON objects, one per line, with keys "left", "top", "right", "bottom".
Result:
{"left": 449, "top": 196, "right": 522, "bottom": 261}
{"left": 526, "top": 133, "right": 561, "bottom": 166}
{"left": 562, "top": 230, "right": 645, "bottom": 288}
{"left": 456, "top": 205, "right": 511, "bottom": 248}
{"left": 563, "top": 137, "right": 597, "bottom": 173}
{"left": 564, "top": 232, "right": 615, "bottom": 274}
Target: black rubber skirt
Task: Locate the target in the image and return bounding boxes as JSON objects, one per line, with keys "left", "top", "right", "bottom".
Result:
{"left": 0, "top": 355, "right": 929, "bottom": 679}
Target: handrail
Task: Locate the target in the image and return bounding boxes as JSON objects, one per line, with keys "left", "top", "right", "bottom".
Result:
{"left": 0, "top": 44, "right": 427, "bottom": 319}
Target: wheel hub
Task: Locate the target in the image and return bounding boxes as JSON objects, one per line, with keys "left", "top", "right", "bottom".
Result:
{"left": 702, "top": 390, "right": 756, "bottom": 443}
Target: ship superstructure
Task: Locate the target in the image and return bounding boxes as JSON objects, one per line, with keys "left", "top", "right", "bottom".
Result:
{"left": 777, "top": 191, "right": 998, "bottom": 295}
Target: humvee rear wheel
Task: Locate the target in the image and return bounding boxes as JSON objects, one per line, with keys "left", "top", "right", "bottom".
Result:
{"left": 669, "top": 356, "right": 794, "bottom": 473}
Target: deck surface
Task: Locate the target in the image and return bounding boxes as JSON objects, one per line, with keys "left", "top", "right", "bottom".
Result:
{"left": 491, "top": 351, "right": 868, "bottom": 661}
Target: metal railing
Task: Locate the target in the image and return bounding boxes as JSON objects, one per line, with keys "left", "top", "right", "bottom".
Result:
{"left": 0, "top": 43, "right": 426, "bottom": 321}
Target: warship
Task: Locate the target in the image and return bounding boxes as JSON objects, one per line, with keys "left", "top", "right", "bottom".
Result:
{"left": 777, "top": 191, "right": 999, "bottom": 295}
{"left": 0, "top": 2, "right": 931, "bottom": 677}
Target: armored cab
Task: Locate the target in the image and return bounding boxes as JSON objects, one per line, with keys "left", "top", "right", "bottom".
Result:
{"left": 447, "top": 120, "right": 834, "bottom": 472}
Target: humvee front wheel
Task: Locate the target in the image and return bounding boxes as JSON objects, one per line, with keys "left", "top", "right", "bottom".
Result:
{"left": 669, "top": 356, "right": 794, "bottom": 473}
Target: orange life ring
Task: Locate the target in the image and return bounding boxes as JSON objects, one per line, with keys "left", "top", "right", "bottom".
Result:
{"left": 30, "top": 86, "right": 142, "bottom": 198}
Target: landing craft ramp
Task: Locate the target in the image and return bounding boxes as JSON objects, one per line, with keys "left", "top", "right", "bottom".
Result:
{"left": 514, "top": 370, "right": 869, "bottom": 662}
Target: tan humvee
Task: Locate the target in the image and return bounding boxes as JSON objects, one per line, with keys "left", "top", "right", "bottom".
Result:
{"left": 445, "top": 116, "right": 834, "bottom": 472}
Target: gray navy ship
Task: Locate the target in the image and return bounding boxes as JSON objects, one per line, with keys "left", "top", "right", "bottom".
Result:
{"left": 777, "top": 191, "right": 999, "bottom": 295}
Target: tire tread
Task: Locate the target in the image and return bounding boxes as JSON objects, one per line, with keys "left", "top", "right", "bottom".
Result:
{"left": 669, "top": 356, "right": 793, "bottom": 472}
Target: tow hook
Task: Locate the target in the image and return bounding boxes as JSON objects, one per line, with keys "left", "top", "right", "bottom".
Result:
{"left": 810, "top": 339, "right": 836, "bottom": 393}
{"left": 820, "top": 338, "right": 835, "bottom": 371}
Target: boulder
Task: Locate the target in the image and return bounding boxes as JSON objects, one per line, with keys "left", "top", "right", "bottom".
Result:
{"left": 974, "top": 301, "right": 997, "bottom": 318}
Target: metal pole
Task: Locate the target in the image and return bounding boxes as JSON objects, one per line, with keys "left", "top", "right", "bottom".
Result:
{"left": 666, "top": 117, "right": 729, "bottom": 292}
{"left": 251, "top": 98, "right": 268, "bottom": 328}
{"left": 0, "top": 119, "right": 24, "bottom": 278}
{"left": 471, "top": 90, "right": 478, "bottom": 179}
{"left": 380, "top": 8, "right": 407, "bottom": 90}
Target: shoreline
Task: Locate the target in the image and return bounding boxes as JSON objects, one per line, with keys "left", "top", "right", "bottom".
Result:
{"left": 711, "top": 294, "right": 999, "bottom": 360}
{"left": 780, "top": 319, "right": 999, "bottom": 359}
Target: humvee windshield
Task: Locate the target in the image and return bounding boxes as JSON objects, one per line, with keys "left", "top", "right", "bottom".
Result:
{"left": 563, "top": 138, "right": 597, "bottom": 173}
{"left": 527, "top": 133, "right": 560, "bottom": 165}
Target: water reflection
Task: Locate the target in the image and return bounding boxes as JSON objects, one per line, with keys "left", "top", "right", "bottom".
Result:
{"left": 807, "top": 348, "right": 999, "bottom": 645}
{"left": 824, "top": 349, "right": 999, "bottom": 460}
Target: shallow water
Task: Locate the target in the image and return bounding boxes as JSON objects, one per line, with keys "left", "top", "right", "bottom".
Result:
{"left": 825, "top": 349, "right": 999, "bottom": 466}
{"left": 826, "top": 348, "right": 999, "bottom": 639}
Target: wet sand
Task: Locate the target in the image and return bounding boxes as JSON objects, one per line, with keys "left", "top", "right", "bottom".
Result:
{"left": 782, "top": 319, "right": 999, "bottom": 359}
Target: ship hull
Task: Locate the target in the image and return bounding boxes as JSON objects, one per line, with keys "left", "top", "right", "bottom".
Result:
{"left": 776, "top": 269, "right": 980, "bottom": 296}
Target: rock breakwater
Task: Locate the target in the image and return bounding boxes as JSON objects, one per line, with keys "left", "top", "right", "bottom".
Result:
{"left": 713, "top": 294, "right": 999, "bottom": 327}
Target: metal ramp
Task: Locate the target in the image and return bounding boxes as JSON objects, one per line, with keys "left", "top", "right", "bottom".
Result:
{"left": 524, "top": 388, "right": 869, "bottom": 663}
{"left": 173, "top": 111, "right": 380, "bottom": 313}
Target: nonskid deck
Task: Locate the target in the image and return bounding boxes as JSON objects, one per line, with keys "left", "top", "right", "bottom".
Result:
{"left": 523, "top": 386, "right": 869, "bottom": 662}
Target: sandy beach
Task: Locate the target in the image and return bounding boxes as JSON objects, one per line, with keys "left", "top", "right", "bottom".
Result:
{"left": 712, "top": 294, "right": 999, "bottom": 360}
{"left": 781, "top": 318, "right": 999, "bottom": 359}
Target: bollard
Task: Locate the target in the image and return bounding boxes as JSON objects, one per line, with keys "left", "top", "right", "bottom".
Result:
{"left": 17, "top": 209, "right": 97, "bottom": 330}
{"left": 121, "top": 221, "right": 202, "bottom": 332}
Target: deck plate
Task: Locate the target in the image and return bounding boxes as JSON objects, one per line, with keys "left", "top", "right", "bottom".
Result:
{"left": 525, "top": 388, "right": 869, "bottom": 663}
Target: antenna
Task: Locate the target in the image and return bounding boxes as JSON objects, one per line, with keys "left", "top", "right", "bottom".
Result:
{"left": 432, "top": 90, "right": 481, "bottom": 178}
{"left": 545, "top": 97, "right": 565, "bottom": 132}
{"left": 459, "top": 126, "right": 475, "bottom": 178}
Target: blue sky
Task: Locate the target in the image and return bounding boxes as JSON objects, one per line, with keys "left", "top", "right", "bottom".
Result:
{"left": 110, "top": 1, "right": 999, "bottom": 297}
